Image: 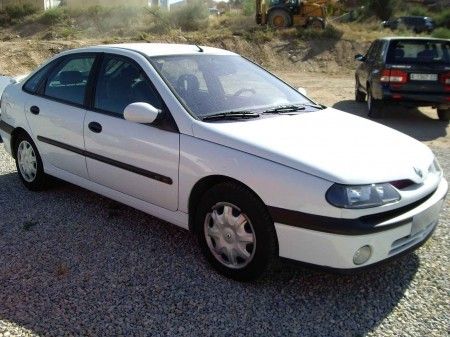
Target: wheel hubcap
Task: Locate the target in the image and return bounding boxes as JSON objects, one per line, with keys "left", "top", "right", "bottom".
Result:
{"left": 204, "top": 202, "right": 256, "bottom": 269}
{"left": 17, "top": 140, "right": 37, "bottom": 183}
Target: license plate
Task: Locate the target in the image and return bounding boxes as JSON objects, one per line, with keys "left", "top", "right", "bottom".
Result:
{"left": 411, "top": 199, "right": 443, "bottom": 236}
{"left": 410, "top": 73, "right": 438, "bottom": 81}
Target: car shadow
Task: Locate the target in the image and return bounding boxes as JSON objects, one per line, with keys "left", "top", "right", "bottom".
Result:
{"left": 0, "top": 170, "right": 422, "bottom": 336}
{"left": 332, "top": 100, "right": 448, "bottom": 142}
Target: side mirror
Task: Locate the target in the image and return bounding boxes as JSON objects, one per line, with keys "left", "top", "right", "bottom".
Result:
{"left": 355, "top": 54, "right": 366, "bottom": 62}
{"left": 124, "top": 102, "right": 161, "bottom": 124}
{"left": 297, "top": 87, "right": 307, "bottom": 96}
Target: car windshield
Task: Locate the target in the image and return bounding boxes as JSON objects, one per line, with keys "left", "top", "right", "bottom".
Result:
{"left": 386, "top": 40, "right": 450, "bottom": 65}
{"left": 149, "top": 55, "right": 311, "bottom": 118}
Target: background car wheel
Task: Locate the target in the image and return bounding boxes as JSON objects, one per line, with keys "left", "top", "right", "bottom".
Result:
{"left": 195, "top": 182, "right": 278, "bottom": 281}
{"left": 14, "top": 133, "right": 48, "bottom": 191}
{"left": 268, "top": 9, "right": 291, "bottom": 28}
{"left": 367, "top": 88, "right": 383, "bottom": 118}
{"left": 437, "top": 109, "right": 449, "bottom": 122}
{"left": 355, "top": 80, "right": 366, "bottom": 102}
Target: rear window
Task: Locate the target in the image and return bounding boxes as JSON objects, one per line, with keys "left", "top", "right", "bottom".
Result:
{"left": 387, "top": 40, "right": 450, "bottom": 65}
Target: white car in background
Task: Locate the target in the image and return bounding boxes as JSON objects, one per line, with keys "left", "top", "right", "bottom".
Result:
{"left": 0, "top": 44, "right": 447, "bottom": 280}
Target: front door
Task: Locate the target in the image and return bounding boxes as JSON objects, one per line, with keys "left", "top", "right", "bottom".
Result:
{"left": 83, "top": 54, "right": 179, "bottom": 211}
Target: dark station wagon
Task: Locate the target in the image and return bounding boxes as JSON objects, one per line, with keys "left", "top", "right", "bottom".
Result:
{"left": 355, "top": 37, "right": 450, "bottom": 121}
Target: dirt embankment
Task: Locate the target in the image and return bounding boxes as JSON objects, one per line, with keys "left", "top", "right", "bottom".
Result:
{"left": 0, "top": 36, "right": 369, "bottom": 77}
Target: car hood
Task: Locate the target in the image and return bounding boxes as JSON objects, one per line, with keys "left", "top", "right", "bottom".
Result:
{"left": 192, "top": 108, "right": 434, "bottom": 184}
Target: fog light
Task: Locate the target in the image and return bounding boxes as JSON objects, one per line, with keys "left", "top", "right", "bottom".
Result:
{"left": 353, "top": 245, "right": 372, "bottom": 265}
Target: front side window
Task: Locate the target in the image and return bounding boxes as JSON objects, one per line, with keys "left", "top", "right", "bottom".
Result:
{"left": 44, "top": 56, "right": 95, "bottom": 105}
{"left": 23, "top": 60, "right": 57, "bottom": 93}
{"left": 150, "top": 55, "right": 311, "bottom": 118}
{"left": 94, "top": 55, "right": 163, "bottom": 116}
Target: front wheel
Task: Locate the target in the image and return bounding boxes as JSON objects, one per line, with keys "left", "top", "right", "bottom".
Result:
{"left": 195, "top": 182, "right": 278, "bottom": 281}
{"left": 437, "top": 108, "right": 450, "bottom": 122}
{"left": 14, "top": 133, "right": 48, "bottom": 191}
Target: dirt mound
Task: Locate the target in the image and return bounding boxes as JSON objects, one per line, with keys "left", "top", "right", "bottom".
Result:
{"left": 0, "top": 37, "right": 369, "bottom": 77}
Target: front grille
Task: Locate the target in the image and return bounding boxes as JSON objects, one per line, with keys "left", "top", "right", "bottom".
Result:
{"left": 388, "top": 220, "right": 437, "bottom": 256}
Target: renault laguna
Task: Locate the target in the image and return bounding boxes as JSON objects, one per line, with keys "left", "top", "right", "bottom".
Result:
{"left": 0, "top": 44, "right": 447, "bottom": 280}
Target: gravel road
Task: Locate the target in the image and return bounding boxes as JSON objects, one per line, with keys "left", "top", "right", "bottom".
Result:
{"left": 0, "top": 73, "right": 449, "bottom": 337}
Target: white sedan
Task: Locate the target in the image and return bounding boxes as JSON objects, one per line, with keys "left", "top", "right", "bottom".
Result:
{"left": 0, "top": 44, "right": 447, "bottom": 280}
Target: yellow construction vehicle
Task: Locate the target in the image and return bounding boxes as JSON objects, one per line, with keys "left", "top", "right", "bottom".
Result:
{"left": 256, "top": 0, "right": 329, "bottom": 29}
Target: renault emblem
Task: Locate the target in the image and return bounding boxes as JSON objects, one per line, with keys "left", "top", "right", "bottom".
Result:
{"left": 414, "top": 167, "right": 423, "bottom": 179}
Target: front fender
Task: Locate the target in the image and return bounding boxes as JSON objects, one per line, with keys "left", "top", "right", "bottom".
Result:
{"left": 179, "top": 134, "right": 338, "bottom": 218}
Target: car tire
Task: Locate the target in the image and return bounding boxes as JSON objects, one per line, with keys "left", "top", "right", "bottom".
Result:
{"left": 437, "top": 109, "right": 450, "bottom": 122}
{"left": 268, "top": 9, "right": 292, "bottom": 28}
{"left": 194, "top": 182, "right": 278, "bottom": 281}
{"left": 355, "top": 80, "right": 366, "bottom": 102}
{"left": 367, "top": 87, "right": 383, "bottom": 118}
{"left": 14, "top": 132, "right": 48, "bottom": 191}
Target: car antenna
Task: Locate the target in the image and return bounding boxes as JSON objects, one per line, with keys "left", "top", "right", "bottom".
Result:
{"left": 195, "top": 44, "right": 204, "bottom": 53}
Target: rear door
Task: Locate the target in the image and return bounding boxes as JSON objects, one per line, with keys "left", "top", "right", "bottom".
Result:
{"left": 83, "top": 53, "right": 179, "bottom": 211}
{"left": 24, "top": 53, "right": 97, "bottom": 179}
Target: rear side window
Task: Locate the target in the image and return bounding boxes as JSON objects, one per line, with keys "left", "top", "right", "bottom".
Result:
{"left": 386, "top": 40, "right": 450, "bottom": 65}
{"left": 44, "top": 56, "right": 95, "bottom": 105}
{"left": 94, "top": 55, "right": 163, "bottom": 116}
{"left": 23, "top": 61, "right": 56, "bottom": 94}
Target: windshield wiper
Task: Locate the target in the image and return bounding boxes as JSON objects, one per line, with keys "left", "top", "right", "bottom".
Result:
{"left": 262, "top": 103, "right": 322, "bottom": 114}
{"left": 202, "top": 111, "right": 260, "bottom": 121}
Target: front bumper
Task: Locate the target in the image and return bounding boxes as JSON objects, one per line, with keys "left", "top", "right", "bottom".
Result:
{"left": 274, "top": 178, "right": 448, "bottom": 269}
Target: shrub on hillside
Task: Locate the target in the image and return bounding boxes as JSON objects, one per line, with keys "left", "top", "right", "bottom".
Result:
{"left": 434, "top": 9, "right": 450, "bottom": 28}
{"left": 4, "top": 3, "right": 38, "bottom": 19}
{"left": 431, "top": 27, "right": 450, "bottom": 39}
{"left": 40, "top": 7, "right": 68, "bottom": 25}
{"left": 365, "top": 0, "right": 398, "bottom": 20}
{"left": 171, "top": 1, "right": 209, "bottom": 31}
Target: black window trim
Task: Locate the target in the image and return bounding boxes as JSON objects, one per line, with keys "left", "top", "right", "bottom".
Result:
{"left": 22, "top": 57, "right": 63, "bottom": 95}
{"left": 87, "top": 52, "right": 179, "bottom": 133}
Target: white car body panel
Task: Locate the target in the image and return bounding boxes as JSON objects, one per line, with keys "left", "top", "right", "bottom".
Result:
{"left": 0, "top": 43, "right": 447, "bottom": 271}
{"left": 23, "top": 93, "right": 89, "bottom": 179}
{"left": 84, "top": 110, "right": 180, "bottom": 211}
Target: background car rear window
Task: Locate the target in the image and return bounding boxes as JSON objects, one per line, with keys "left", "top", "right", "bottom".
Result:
{"left": 44, "top": 56, "right": 95, "bottom": 105}
{"left": 387, "top": 40, "right": 450, "bottom": 64}
{"left": 94, "top": 56, "right": 162, "bottom": 116}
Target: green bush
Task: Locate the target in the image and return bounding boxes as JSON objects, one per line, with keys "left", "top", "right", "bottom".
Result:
{"left": 242, "top": 0, "right": 255, "bottom": 16}
{"left": 4, "top": 3, "right": 38, "bottom": 19}
{"left": 431, "top": 27, "right": 450, "bottom": 39}
{"left": 434, "top": 8, "right": 450, "bottom": 28}
{"left": 171, "top": 1, "right": 209, "bottom": 31}
{"left": 407, "top": 6, "right": 429, "bottom": 17}
{"left": 40, "top": 7, "right": 68, "bottom": 25}
{"left": 365, "top": 0, "right": 398, "bottom": 20}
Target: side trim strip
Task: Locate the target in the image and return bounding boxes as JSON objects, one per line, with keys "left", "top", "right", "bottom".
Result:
{"left": 0, "top": 120, "right": 14, "bottom": 134}
{"left": 268, "top": 206, "right": 412, "bottom": 236}
{"left": 37, "top": 136, "right": 173, "bottom": 185}
{"left": 268, "top": 191, "right": 435, "bottom": 235}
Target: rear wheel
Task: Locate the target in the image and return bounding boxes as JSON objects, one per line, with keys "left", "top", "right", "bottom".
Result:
{"left": 268, "top": 9, "right": 291, "bottom": 28}
{"left": 355, "top": 79, "right": 366, "bottom": 102}
{"left": 14, "top": 133, "right": 48, "bottom": 191}
{"left": 195, "top": 182, "right": 277, "bottom": 281}
{"left": 367, "top": 87, "right": 383, "bottom": 119}
{"left": 437, "top": 108, "right": 450, "bottom": 122}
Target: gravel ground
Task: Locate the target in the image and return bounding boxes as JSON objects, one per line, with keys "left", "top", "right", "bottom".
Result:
{"left": 0, "top": 78, "right": 449, "bottom": 337}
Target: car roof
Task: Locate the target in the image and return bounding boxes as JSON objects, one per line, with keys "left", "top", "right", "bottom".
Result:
{"left": 63, "top": 43, "right": 237, "bottom": 57}
{"left": 378, "top": 37, "right": 449, "bottom": 42}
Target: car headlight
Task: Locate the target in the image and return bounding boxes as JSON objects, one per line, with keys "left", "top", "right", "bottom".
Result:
{"left": 326, "top": 183, "right": 401, "bottom": 209}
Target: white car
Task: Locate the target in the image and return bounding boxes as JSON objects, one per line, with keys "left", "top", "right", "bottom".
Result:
{"left": 0, "top": 44, "right": 447, "bottom": 280}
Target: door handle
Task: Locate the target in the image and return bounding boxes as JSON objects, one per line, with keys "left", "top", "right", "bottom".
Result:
{"left": 88, "top": 121, "right": 102, "bottom": 133}
{"left": 30, "top": 106, "right": 40, "bottom": 115}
